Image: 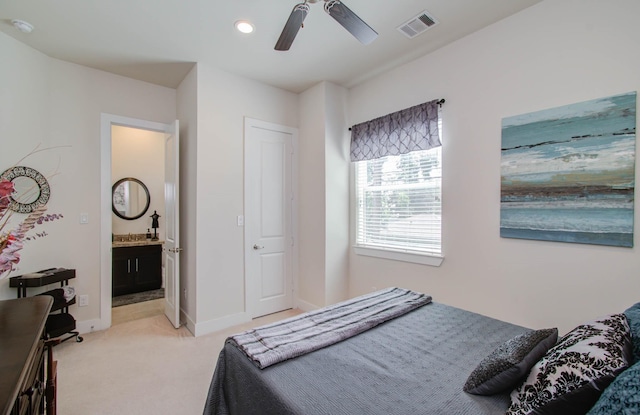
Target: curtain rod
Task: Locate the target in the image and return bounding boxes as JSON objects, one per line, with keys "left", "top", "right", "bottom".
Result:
{"left": 348, "top": 98, "right": 445, "bottom": 131}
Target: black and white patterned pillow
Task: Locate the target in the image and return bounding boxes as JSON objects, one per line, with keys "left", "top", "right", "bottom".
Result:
{"left": 507, "top": 314, "right": 631, "bottom": 415}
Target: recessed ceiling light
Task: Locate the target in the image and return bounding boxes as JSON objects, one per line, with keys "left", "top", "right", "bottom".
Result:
{"left": 235, "top": 20, "right": 254, "bottom": 34}
{"left": 11, "top": 19, "right": 34, "bottom": 34}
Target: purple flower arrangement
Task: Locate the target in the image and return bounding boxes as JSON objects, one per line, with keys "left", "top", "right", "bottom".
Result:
{"left": 0, "top": 178, "right": 62, "bottom": 278}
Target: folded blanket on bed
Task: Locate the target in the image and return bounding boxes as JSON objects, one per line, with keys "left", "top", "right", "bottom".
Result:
{"left": 229, "top": 287, "right": 432, "bottom": 369}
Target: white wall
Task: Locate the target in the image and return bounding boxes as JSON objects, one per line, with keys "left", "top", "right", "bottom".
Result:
{"left": 111, "top": 126, "right": 165, "bottom": 239}
{"left": 6, "top": 0, "right": 637, "bottom": 338}
{"left": 347, "top": 0, "right": 640, "bottom": 334}
{"left": 0, "top": 32, "right": 54, "bottom": 294}
{"left": 176, "top": 65, "right": 198, "bottom": 328}
{"left": 297, "top": 82, "right": 350, "bottom": 309}
{"left": 192, "top": 63, "right": 299, "bottom": 334}
{"left": 0, "top": 32, "right": 176, "bottom": 326}
{"left": 297, "top": 82, "right": 349, "bottom": 310}
{"left": 1, "top": 31, "right": 299, "bottom": 336}
{"left": 298, "top": 83, "right": 327, "bottom": 307}
{"left": 324, "top": 83, "right": 350, "bottom": 306}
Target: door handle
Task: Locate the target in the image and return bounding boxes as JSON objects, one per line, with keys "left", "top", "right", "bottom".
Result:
{"left": 253, "top": 244, "right": 264, "bottom": 250}
{"left": 167, "top": 247, "right": 183, "bottom": 253}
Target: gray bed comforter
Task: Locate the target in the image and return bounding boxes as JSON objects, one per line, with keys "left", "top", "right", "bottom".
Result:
{"left": 204, "top": 302, "right": 530, "bottom": 415}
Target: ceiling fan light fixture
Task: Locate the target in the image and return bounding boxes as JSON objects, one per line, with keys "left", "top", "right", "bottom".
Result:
{"left": 11, "top": 19, "right": 34, "bottom": 34}
{"left": 235, "top": 20, "right": 254, "bottom": 34}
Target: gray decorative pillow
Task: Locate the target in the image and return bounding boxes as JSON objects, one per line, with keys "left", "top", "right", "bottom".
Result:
{"left": 463, "top": 328, "right": 558, "bottom": 395}
{"left": 507, "top": 314, "right": 632, "bottom": 415}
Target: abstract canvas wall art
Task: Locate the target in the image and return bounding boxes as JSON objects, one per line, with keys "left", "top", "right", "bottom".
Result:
{"left": 500, "top": 92, "right": 637, "bottom": 247}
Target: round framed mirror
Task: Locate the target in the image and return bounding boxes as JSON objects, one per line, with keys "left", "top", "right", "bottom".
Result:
{"left": 0, "top": 166, "right": 50, "bottom": 213}
{"left": 112, "top": 177, "right": 150, "bottom": 220}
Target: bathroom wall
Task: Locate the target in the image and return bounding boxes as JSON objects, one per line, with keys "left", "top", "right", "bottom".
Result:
{"left": 111, "top": 125, "right": 166, "bottom": 240}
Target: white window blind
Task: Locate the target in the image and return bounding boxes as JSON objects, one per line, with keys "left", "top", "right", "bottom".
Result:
{"left": 355, "top": 146, "right": 442, "bottom": 255}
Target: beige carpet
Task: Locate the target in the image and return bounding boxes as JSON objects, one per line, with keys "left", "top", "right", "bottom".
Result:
{"left": 54, "top": 308, "right": 302, "bottom": 415}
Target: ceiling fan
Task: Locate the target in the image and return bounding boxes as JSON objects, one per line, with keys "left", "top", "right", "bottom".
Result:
{"left": 275, "top": 0, "right": 378, "bottom": 51}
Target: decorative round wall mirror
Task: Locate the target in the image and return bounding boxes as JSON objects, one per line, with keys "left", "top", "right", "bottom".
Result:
{"left": 0, "top": 166, "right": 51, "bottom": 213}
{"left": 112, "top": 177, "right": 150, "bottom": 220}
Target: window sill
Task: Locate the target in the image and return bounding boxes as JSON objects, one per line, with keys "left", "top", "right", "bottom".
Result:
{"left": 353, "top": 246, "right": 444, "bottom": 267}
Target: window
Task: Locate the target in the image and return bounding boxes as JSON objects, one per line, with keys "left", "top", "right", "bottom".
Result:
{"left": 350, "top": 99, "right": 443, "bottom": 265}
{"left": 354, "top": 146, "right": 442, "bottom": 262}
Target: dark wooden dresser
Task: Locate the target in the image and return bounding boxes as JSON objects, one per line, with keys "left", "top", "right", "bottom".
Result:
{"left": 0, "top": 296, "right": 53, "bottom": 415}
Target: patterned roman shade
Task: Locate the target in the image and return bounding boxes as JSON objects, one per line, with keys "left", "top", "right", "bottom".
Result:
{"left": 350, "top": 99, "right": 441, "bottom": 162}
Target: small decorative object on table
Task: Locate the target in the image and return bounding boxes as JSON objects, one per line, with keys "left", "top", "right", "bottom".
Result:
{"left": 150, "top": 210, "right": 160, "bottom": 241}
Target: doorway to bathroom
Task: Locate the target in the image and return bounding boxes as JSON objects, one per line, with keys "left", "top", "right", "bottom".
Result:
{"left": 100, "top": 113, "right": 180, "bottom": 331}
{"left": 111, "top": 126, "right": 166, "bottom": 324}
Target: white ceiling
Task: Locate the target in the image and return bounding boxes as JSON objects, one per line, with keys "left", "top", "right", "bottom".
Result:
{"left": 0, "top": 0, "right": 541, "bottom": 93}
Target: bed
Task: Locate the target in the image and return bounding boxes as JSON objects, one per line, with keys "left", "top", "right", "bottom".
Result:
{"left": 204, "top": 289, "right": 532, "bottom": 415}
{"left": 203, "top": 288, "right": 639, "bottom": 415}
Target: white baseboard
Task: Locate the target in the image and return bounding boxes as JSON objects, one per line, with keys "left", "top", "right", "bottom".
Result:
{"left": 76, "top": 310, "right": 249, "bottom": 338}
{"left": 181, "top": 308, "right": 196, "bottom": 336}
{"left": 76, "top": 318, "right": 104, "bottom": 334}
{"left": 295, "top": 298, "right": 319, "bottom": 313}
{"left": 193, "top": 311, "right": 251, "bottom": 337}
{"left": 79, "top": 303, "right": 310, "bottom": 339}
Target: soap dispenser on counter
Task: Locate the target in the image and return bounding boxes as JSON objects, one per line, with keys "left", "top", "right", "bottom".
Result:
{"left": 146, "top": 229, "right": 152, "bottom": 240}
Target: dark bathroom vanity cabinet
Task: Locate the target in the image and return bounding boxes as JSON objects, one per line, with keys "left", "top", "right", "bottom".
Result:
{"left": 112, "top": 244, "right": 162, "bottom": 297}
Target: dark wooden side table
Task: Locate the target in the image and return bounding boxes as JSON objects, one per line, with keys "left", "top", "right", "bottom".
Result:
{"left": 0, "top": 296, "right": 53, "bottom": 415}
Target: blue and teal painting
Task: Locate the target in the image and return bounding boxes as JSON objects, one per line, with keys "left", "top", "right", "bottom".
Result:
{"left": 501, "top": 92, "right": 636, "bottom": 247}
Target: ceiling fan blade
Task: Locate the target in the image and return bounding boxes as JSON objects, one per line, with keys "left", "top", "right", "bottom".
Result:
{"left": 275, "top": 3, "right": 310, "bottom": 51}
{"left": 324, "top": 0, "right": 378, "bottom": 45}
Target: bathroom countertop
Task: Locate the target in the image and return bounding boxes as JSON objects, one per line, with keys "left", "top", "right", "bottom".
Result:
{"left": 112, "top": 240, "right": 165, "bottom": 248}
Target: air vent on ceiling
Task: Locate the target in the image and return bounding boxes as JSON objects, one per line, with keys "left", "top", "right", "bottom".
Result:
{"left": 397, "top": 10, "right": 439, "bottom": 39}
